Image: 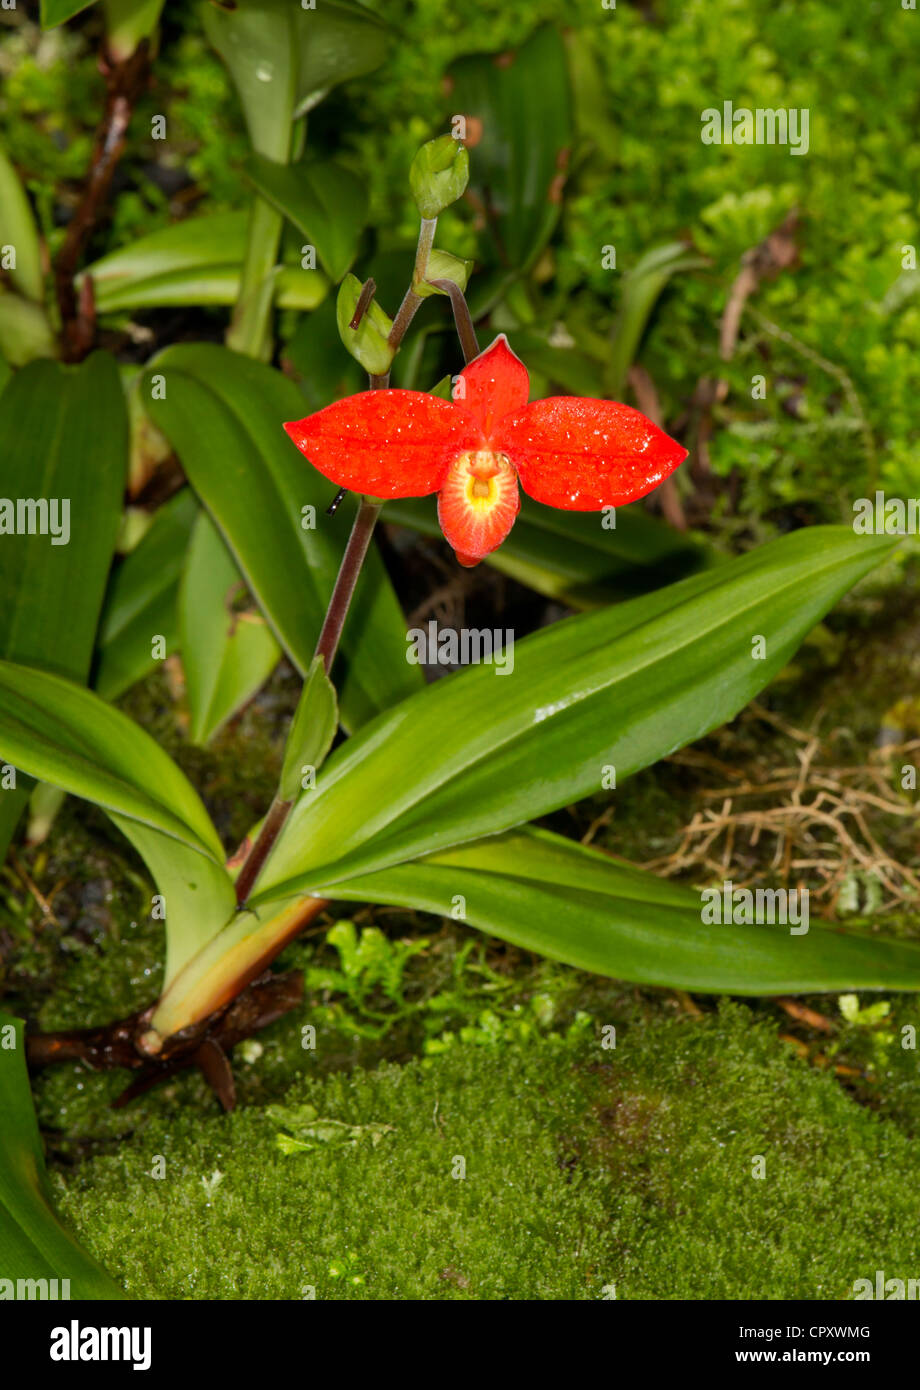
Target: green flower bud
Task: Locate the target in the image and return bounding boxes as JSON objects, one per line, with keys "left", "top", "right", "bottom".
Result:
{"left": 409, "top": 135, "right": 470, "bottom": 219}
{"left": 414, "top": 249, "right": 474, "bottom": 299}
{"left": 336, "top": 274, "right": 395, "bottom": 376}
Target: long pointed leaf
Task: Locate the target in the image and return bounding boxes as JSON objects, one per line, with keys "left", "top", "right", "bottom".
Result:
{"left": 81, "top": 212, "right": 327, "bottom": 313}
{"left": 246, "top": 155, "right": 368, "bottom": 281}
{"left": 0, "top": 662, "right": 222, "bottom": 860}
{"left": 253, "top": 528, "right": 897, "bottom": 900}
{"left": 94, "top": 489, "right": 199, "bottom": 702}
{"left": 0, "top": 1011, "right": 125, "bottom": 1298}
{"left": 0, "top": 149, "right": 43, "bottom": 302}
{"left": 0, "top": 663, "right": 237, "bottom": 982}
{"left": 180, "top": 511, "right": 281, "bottom": 745}
{"left": 327, "top": 828, "right": 920, "bottom": 993}
{"left": 0, "top": 352, "right": 127, "bottom": 859}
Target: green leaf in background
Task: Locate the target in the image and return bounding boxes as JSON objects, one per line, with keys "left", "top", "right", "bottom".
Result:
{"left": 39, "top": 0, "right": 99, "bottom": 29}
{"left": 0, "top": 291, "right": 56, "bottom": 367}
{"left": 246, "top": 155, "right": 368, "bottom": 282}
{"left": 94, "top": 489, "right": 199, "bottom": 703}
{"left": 180, "top": 510, "right": 281, "bottom": 745}
{"left": 143, "top": 343, "right": 422, "bottom": 730}
{"left": 253, "top": 528, "right": 897, "bottom": 900}
{"left": 0, "top": 662, "right": 236, "bottom": 984}
{"left": 279, "top": 656, "right": 338, "bottom": 800}
{"left": 385, "top": 494, "right": 717, "bottom": 608}
{"left": 0, "top": 661, "right": 223, "bottom": 861}
{"left": 82, "top": 211, "right": 247, "bottom": 307}
{"left": 329, "top": 827, "right": 920, "bottom": 994}
{"left": 102, "top": 0, "right": 166, "bottom": 62}
{"left": 282, "top": 297, "right": 364, "bottom": 412}
{"left": 80, "top": 211, "right": 327, "bottom": 314}
{"left": 0, "top": 352, "right": 127, "bottom": 859}
{"left": 0, "top": 1011, "right": 124, "bottom": 1299}
{"left": 0, "top": 148, "right": 44, "bottom": 303}
{"left": 0, "top": 354, "right": 126, "bottom": 679}
{"left": 290, "top": 0, "right": 390, "bottom": 118}
{"left": 447, "top": 26, "right": 572, "bottom": 271}
{"left": 606, "top": 242, "right": 709, "bottom": 398}
{"left": 202, "top": 0, "right": 389, "bottom": 159}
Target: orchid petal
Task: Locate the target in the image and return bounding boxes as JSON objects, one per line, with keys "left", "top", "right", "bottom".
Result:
{"left": 496, "top": 397, "right": 687, "bottom": 509}
{"left": 457, "top": 334, "right": 530, "bottom": 437}
{"left": 437, "top": 450, "right": 520, "bottom": 566}
{"left": 284, "top": 390, "right": 481, "bottom": 499}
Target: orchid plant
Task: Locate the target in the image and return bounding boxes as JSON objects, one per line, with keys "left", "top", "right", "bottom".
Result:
{"left": 5, "top": 122, "right": 918, "bottom": 1113}
{"left": 1, "top": 0, "right": 919, "bottom": 1299}
{"left": 0, "top": 1, "right": 917, "bottom": 1137}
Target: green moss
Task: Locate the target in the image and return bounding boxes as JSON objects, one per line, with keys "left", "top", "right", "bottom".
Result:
{"left": 53, "top": 1004, "right": 920, "bottom": 1300}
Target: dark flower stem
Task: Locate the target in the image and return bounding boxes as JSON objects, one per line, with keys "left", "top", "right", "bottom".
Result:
{"left": 233, "top": 793, "right": 298, "bottom": 906}
{"left": 427, "top": 279, "right": 480, "bottom": 364}
{"left": 387, "top": 216, "right": 437, "bottom": 350}
{"left": 233, "top": 218, "right": 439, "bottom": 906}
{"left": 313, "top": 495, "right": 382, "bottom": 671}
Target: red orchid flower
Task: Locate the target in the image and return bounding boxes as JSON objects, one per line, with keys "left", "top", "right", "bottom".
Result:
{"left": 284, "top": 335, "right": 686, "bottom": 567}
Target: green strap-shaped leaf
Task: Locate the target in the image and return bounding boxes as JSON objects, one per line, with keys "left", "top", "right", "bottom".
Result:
{"left": 0, "top": 661, "right": 223, "bottom": 861}
{"left": 0, "top": 148, "right": 44, "bottom": 303}
{"left": 94, "top": 488, "right": 199, "bottom": 702}
{"left": 80, "top": 212, "right": 327, "bottom": 314}
{"left": 253, "top": 528, "right": 897, "bottom": 901}
{"left": 607, "top": 243, "right": 709, "bottom": 398}
{"left": 447, "top": 26, "right": 572, "bottom": 271}
{"left": 325, "top": 827, "right": 920, "bottom": 994}
{"left": 0, "top": 352, "right": 127, "bottom": 859}
{"left": 0, "top": 662, "right": 236, "bottom": 983}
{"left": 112, "top": 819, "right": 237, "bottom": 986}
{"left": 0, "top": 292, "right": 56, "bottom": 368}
{"left": 180, "top": 510, "right": 281, "bottom": 745}
{"left": 39, "top": 0, "right": 99, "bottom": 30}
{"left": 246, "top": 155, "right": 368, "bottom": 282}
{"left": 143, "top": 343, "right": 423, "bottom": 729}
{"left": 0, "top": 1011, "right": 125, "bottom": 1298}
{"left": 103, "top": 0, "right": 167, "bottom": 61}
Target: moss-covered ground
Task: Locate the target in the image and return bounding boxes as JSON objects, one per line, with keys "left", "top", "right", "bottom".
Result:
{"left": 0, "top": 561, "right": 915, "bottom": 1301}
{"left": 47, "top": 1005, "right": 920, "bottom": 1301}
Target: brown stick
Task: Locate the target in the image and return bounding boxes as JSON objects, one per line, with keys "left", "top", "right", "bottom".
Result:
{"left": 54, "top": 39, "right": 151, "bottom": 362}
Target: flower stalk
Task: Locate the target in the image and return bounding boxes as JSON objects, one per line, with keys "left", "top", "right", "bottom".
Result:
{"left": 386, "top": 216, "right": 437, "bottom": 360}
{"left": 230, "top": 215, "right": 440, "bottom": 906}
{"left": 428, "top": 277, "right": 480, "bottom": 364}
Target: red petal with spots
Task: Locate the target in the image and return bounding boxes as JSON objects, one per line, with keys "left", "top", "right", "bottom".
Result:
{"left": 455, "top": 334, "right": 530, "bottom": 437}
{"left": 284, "top": 390, "right": 482, "bottom": 499}
{"left": 495, "top": 397, "right": 687, "bottom": 509}
{"left": 437, "top": 450, "right": 520, "bottom": 566}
